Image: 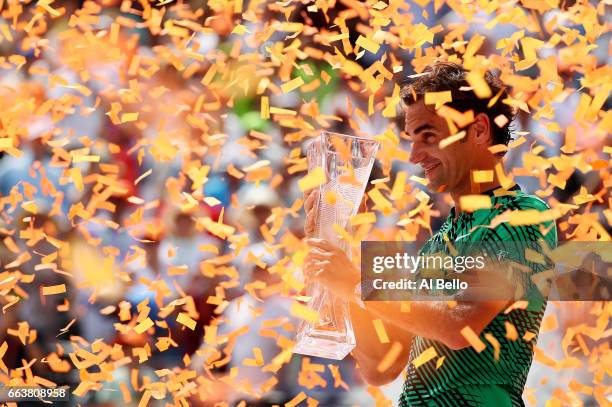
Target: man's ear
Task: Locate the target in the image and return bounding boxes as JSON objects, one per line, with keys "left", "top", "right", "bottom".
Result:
{"left": 469, "top": 113, "right": 492, "bottom": 147}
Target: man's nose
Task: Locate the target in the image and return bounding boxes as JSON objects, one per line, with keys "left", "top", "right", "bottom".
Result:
{"left": 409, "top": 143, "right": 426, "bottom": 165}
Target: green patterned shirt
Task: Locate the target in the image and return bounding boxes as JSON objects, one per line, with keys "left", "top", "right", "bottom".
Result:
{"left": 399, "top": 186, "right": 558, "bottom": 407}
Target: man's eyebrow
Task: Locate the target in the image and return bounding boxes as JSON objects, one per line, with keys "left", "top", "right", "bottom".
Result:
{"left": 406, "top": 123, "right": 436, "bottom": 135}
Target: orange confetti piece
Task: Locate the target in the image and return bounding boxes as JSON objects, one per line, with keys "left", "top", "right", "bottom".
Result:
{"left": 505, "top": 322, "right": 518, "bottom": 341}
{"left": 22, "top": 201, "right": 38, "bottom": 214}
{"left": 137, "top": 390, "right": 152, "bottom": 407}
{"left": 507, "top": 209, "right": 562, "bottom": 226}
{"left": 494, "top": 114, "right": 509, "bottom": 128}
{"left": 368, "top": 188, "right": 392, "bottom": 210}
{"left": 412, "top": 346, "right": 437, "bottom": 368}
{"left": 201, "top": 64, "right": 217, "bottom": 86}
{"left": 522, "top": 331, "right": 537, "bottom": 342}
{"left": 231, "top": 24, "right": 250, "bottom": 35}
{"left": 42, "top": 284, "right": 66, "bottom": 296}
{"left": 541, "top": 314, "right": 558, "bottom": 332}
{"left": 409, "top": 175, "right": 428, "bottom": 186}
{"left": 285, "top": 391, "right": 307, "bottom": 407}
{"left": 134, "top": 318, "right": 154, "bottom": 334}
{"left": 119, "top": 382, "right": 132, "bottom": 403}
{"left": 72, "top": 381, "right": 99, "bottom": 397}
{"left": 484, "top": 333, "right": 500, "bottom": 360}
{"left": 69, "top": 167, "right": 84, "bottom": 191}
{"left": 0, "top": 24, "right": 13, "bottom": 42}
{"left": 0, "top": 342, "right": 8, "bottom": 374}
{"left": 203, "top": 196, "right": 221, "bottom": 206}
{"left": 377, "top": 342, "right": 403, "bottom": 372}
{"left": 298, "top": 167, "right": 326, "bottom": 192}
{"left": 290, "top": 302, "right": 319, "bottom": 323}
{"left": 435, "top": 356, "right": 445, "bottom": 369}
{"left": 323, "top": 190, "right": 337, "bottom": 205}
{"left": 459, "top": 195, "right": 492, "bottom": 212}
{"left": 356, "top": 35, "right": 380, "bottom": 54}
{"left": 437, "top": 106, "right": 475, "bottom": 128}
{"left": 533, "top": 346, "right": 557, "bottom": 368}
{"left": 438, "top": 130, "right": 466, "bottom": 149}
{"left": 383, "top": 84, "right": 401, "bottom": 117}
{"left": 243, "top": 347, "right": 264, "bottom": 366}
{"left": 176, "top": 312, "right": 196, "bottom": 330}
{"left": 321, "top": 71, "right": 331, "bottom": 84}
{"left": 120, "top": 112, "right": 139, "bottom": 123}
{"left": 261, "top": 96, "right": 270, "bottom": 119}
{"left": 350, "top": 212, "right": 377, "bottom": 226}
{"left": 494, "top": 163, "right": 514, "bottom": 189}
{"left": 270, "top": 107, "right": 297, "bottom": 116}
{"left": 465, "top": 70, "right": 492, "bottom": 98}
{"left": 0, "top": 138, "right": 13, "bottom": 149}
{"left": 460, "top": 326, "right": 486, "bottom": 353}
{"left": 372, "top": 319, "right": 390, "bottom": 344}
{"left": 424, "top": 91, "right": 452, "bottom": 109}
{"left": 72, "top": 154, "right": 100, "bottom": 163}
{"left": 488, "top": 144, "right": 508, "bottom": 155}
{"left": 391, "top": 171, "right": 407, "bottom": 199}
{"left": 471, "top": 170, "right": 494, "bottom": 184}
{"left": 281, "top": 77, "right": 305, "bottom": 93}
{"left": 204, "top": 324, "right": 217, "bottom": 345}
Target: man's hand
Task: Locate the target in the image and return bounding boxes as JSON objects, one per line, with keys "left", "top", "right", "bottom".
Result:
{"left": 303, "top": 238, "right": 360, "bottom": 298}
{"left": 303, "top": 189, "right": 319, "bottom": 238}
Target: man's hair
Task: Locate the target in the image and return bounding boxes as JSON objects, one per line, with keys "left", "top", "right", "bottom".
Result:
{"left": 400, "top": 61, "right": 515, "bottom": 150}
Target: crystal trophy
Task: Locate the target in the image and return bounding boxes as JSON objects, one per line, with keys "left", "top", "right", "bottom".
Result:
{"left": 293, "top": 131, "right": 380, "bottom": 360}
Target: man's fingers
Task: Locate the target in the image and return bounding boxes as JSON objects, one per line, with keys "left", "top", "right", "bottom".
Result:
{"left": 306, "top": 247, "right": 333, "bottom": 260}
{"left": 303, "top": 188, "right": 314, "bottom": 197}
{"left": 303, "top": 260, "right": 329, "bottom": 279}
{"left": 304, "top": 209, "right": 317, "bottom": 237}
{"left": 304, "top": 190, "right": 318, "bottom": 211}
{"left": 304, "top": 256, "right": 330, "bottom": 267}
{"left": 306, "top": 208, "right": 317, "bottom": 221}
{"left": 305, "top": 251, "right": 331, "bottom": 263}
{"left": 304, "top": 189, "right": 318, "bottom": 200}
{"left": 304, "top": 189, "right": 319, "bottom": 238}
{"left": 305, "top": 238, "right": 336, "bottom": 251}
{"left": 303, "top": 189, "right": 318, "bottom": 200}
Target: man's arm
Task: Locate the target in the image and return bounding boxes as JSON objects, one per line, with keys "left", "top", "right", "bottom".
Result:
{"left": 305, "top": 238, "right": 513, "bottom": 351}
{"left": 362, "top": 299, "right": 509, "bottom": 350}
{"left": 348, "top": 301, "right": 412, "bottom": 386}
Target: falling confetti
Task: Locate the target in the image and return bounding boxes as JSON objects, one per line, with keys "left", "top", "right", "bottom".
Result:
{"left": 0, "top": 0, "right": 608, "bottom": 406}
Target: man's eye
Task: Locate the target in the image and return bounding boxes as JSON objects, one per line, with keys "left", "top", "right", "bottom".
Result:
{"left": 423, "top": 134, "right": 436, "bottom": 144}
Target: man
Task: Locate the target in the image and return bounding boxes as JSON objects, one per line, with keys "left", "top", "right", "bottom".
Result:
{"left": 303, "top": 61, "right": 557, "bottom": 406}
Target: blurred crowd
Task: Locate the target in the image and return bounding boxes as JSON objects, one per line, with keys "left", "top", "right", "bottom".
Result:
{"left": 0, "top": 0, "right": 609, "bottom": 406}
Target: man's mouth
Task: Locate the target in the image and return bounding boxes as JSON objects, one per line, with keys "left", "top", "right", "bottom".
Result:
{"left": 422, "top": 162, "right": 441, "bottom": 176}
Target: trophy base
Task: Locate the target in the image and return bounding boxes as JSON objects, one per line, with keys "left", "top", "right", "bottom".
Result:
{"left": 293, "top": 335, "right": 355, "bottom": 360}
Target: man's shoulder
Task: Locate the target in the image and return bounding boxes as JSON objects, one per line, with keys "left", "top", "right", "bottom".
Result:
{"left": 491, "top": 189, "right": 551, "bottom": 212}
{"left": 487, "top": 190, "right": 558, "bottom": 245}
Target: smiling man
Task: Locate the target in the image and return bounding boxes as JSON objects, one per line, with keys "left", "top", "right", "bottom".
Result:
{"left": 303, "top": 61, "right": 558, "bottom": 406}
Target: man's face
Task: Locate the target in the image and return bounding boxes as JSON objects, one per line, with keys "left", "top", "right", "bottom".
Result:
{"left": 405, "top": 100, "right": 476, "bottom": 193}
